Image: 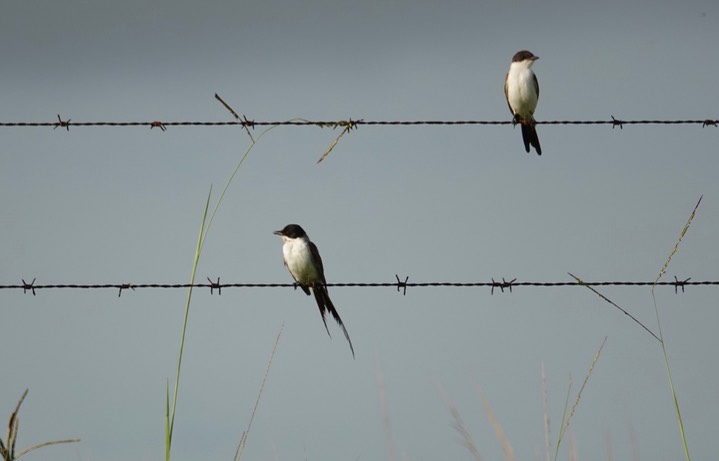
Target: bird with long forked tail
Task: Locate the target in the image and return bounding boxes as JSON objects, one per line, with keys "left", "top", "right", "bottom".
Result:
{"left": 274, "top": 224, "right": 355, "bottom": 358}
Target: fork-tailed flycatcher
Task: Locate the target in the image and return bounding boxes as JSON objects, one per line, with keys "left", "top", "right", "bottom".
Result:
{"left": 505, "top": 50, "right": 542, "bottom": 155}
{"left": 274, "top": 224, "right": 355, "bottom": 358}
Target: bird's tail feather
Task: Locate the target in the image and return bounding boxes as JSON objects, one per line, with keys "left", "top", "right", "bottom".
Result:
{"left": 313, "top": 289, "right": 332, "bottom": 336}
{"left": 314, "top": 286, "right": 355, "bottom": 358}
{"left": 521, "top": 122, "right": 542, "bottom": 156}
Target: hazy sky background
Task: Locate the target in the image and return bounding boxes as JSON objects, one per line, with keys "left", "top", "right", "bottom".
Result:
{"left": 1, "top": 1, "right": 718, "bottom": 460}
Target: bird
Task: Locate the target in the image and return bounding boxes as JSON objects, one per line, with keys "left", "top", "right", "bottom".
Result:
{"left": 504, "top": 50, "right": 542, "bottom": 155}
{"left": 273, "top": 224, "right": 355, "bottom": 357}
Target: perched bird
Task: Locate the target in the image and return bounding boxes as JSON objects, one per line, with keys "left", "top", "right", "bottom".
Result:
{"left": 504, "top": 50, "right": 542, "bottom": 155}
{"left": 274, "top": 224, "right": 355, "bottom": 357}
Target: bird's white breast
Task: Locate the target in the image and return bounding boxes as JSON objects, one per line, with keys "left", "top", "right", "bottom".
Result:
{"left": 283, "top": 238, "right": 319, "bottom": 284}
{"left": 506, "top": 65, "right": 538, "bottom": 119}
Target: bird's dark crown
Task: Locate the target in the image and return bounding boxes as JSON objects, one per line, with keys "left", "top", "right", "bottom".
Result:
{"left": 512, "top": 50, "right": 538, "bottom": 62}
{"left": 274, "top": 223, "right": 307, "bottom": 238}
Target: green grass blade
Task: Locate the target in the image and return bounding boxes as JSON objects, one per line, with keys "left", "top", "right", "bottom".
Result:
{"left": 166, "top": 187, "right": 212, "bottom": 461}
{"left": 163, "top": 101, "right": 278, "bottom": 461}
{"left": 657, "top": 342, "right": 689, "bottom": 461}
{"left": 200, "top": 124, "right": 282, "bottom": 249}
{"left": 650, "top": 195, "right": 702, "bottom": 461}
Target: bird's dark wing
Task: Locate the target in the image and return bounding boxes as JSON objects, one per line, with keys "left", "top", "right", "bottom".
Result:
{"left": 533, "top": 72, "right": 539, "bottom": 100}
{"left": 307, "top": 240, "right": 331, "bottom": 333}
{"left": 308, "top": 241, "right": 326, "bottom": 283}
{"left": 504, "top": 73, "right": 514, "bottom": 115}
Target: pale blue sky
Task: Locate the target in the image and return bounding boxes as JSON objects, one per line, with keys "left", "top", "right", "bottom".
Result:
{"left": 1, "top": 1, "right": 718, "bottom": 460}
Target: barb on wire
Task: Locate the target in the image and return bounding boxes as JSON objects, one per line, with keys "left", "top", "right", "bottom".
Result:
{"left": 491, "top": 277, "right": 517, "bottom": 295}
{"left": 208, "top": 277, "right": 222, "bottom": 295}
{"left": 242, "top": 114, "right": 255, "bottom": 130}
{"left": 150, "top": 121, "right": 167, "bottom": 131}
{"left": 395, "top": 274, "right": 409, "bottom": 296}
{"left": 53, "top": 114, "right": 71, "bottom": 131}
{"left": 703, "top": 119, "right": 717, "bottom": 128}
{"left": 118, "top": 283, "right": 135, "bottom": 297}
{"left": 673, "top": 276, "right": 691, "bottom": 294}
{"left": 611, "top": 115, "right": 624, "bottom": 129}
{"left": 21, "top": 278, "right": 36, "bottom": 295}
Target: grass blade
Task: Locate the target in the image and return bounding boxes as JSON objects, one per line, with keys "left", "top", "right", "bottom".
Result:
{"left": 440, "top": 386, "right": 482, "bottom": 461}
{"left": 569, "top": 273, "right": 659, "bottom": 341}
{"left": 650, "top": 195, "right": 702, "bottom": 461}
{"left": 235, "top": 323, "right": 284, "bottom": 461}
{"left": 476, "top": 386, "right": 514, "bottom": 461}
{"left": 14, "top": 439, "right": 82, "bottom": 459}
{"left": 554, "top": 337, "right": 606, "bottom": 461}
{"left": 654, "top": 195, "right": 702, "bottom": 286}
{"left": 1, "top": 390, "right": 79, "bottom": 461}
{"left": 164, "top": 97, "right": 277, "bottom": 461}
{"left": 165, "top": 187, "right": 213, "bottom": 461}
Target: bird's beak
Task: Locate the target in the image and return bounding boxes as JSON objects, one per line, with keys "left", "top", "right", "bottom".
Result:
{"left": 533, "top": 56, "right": 540, "bottom": 60}
{"left": 273, "top": 230, "right": 283, "bottom": 236}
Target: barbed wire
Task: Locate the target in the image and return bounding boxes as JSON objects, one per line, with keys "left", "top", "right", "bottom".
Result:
{"left": 0, "top": 115, "right": 718, "bottom": 131}
{"left": 2, "top": 275, "right": 712, "bottom": 297}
